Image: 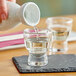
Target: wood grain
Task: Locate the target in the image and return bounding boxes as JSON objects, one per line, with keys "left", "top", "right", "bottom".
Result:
{"left": 0, "top": 15, "right": 76, "bottom": 76}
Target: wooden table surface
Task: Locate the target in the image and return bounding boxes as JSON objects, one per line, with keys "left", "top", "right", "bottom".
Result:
{"left": 1, "top": 15, "right": 76, "bottom": 76}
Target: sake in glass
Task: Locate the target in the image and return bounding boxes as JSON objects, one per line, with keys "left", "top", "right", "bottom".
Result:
{"left": 46, "top": 17, "right": 73, "bottom": 53}
{"left": 24, "top": 28, "right": 49, "bottom": 66}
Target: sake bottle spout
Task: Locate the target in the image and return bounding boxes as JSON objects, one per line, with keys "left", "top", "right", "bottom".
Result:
{"left": 18, "top": 2, "right": 40, "bottom": 26}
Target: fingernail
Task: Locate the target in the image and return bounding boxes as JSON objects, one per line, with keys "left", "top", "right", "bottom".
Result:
{"left": 1, "top": 14, "right": 7, "bottom": 20}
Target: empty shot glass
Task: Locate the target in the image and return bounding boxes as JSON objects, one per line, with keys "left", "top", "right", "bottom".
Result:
{"left": 24, "top": 28, "right": 49, "bottom": 66}
{"left": 46, "top": 17, "right": 73, "bottom": 53}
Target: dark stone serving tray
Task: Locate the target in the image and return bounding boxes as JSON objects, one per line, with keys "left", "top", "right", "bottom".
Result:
{"left": 12, "top": 54, "right": 76, "bottom": 73}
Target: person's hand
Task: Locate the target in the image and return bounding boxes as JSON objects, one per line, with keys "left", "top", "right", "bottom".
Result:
{"left": 0, "top": 0, "right": 16, "bottom": 22}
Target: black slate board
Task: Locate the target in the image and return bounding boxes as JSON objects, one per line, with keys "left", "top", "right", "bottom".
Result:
{"left": 12, "top": 54, "right": 76, "bottom": 73}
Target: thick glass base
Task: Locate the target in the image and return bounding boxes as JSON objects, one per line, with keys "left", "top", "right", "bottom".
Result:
{"left": 28, "top": 53, "right": 48, "bottom": 66}
{"left": 52, "top": 48, "right": 68, "bottom": 52}
{"left": 49, "top": 47, "right": 68, "bottom": 54}
{"left": 50, "top": 40, "right": 68, "bottom": 54}
{"left": 28, "top": 61, "right": 48, "bottom": 66}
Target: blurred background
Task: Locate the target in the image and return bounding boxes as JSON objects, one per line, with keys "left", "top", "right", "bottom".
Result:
{"left": 17, "top": 0, "right": 76, "bottom": 17}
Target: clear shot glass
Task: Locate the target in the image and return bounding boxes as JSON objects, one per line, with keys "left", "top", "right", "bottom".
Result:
{"left": 24, "top": 28, "right": 49, "bottom": 66}
{"left": 46, "top": 17, "right": 73, "bottom": 53}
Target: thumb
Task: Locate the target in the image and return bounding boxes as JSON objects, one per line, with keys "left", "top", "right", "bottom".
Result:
{"left": 0, "top": 0, "right": 8, "bottom": 20}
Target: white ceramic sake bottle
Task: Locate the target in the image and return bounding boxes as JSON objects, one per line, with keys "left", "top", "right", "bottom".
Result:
{"left": 0, "top": 1, "right": 40, "bottom": 31}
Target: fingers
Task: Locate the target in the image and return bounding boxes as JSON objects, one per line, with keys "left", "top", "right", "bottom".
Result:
{"left": 0, "top": 16, "right": 2, "bottom": 23}
{"left": 0, "top": 0, "right": 8, "bottom": 20}
{"left": 0, "top": 0, "right": 16, "bottom": 21}
{"left": 8, "top": 0, "right": 16, "bottom": 3}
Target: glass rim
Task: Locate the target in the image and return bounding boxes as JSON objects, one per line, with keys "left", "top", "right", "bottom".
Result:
{"left": 24, "top": 28, "right": 48, "bottom": 34}
{"left": 46, "top": 17, "right": 73, "bottom": 23}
